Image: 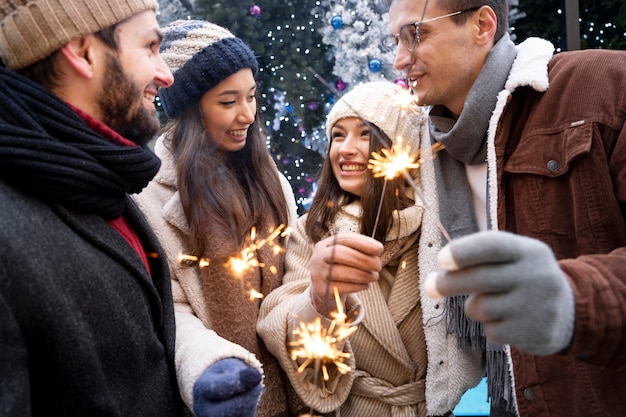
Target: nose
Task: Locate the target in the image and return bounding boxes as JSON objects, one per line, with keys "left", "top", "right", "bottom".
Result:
{"left": 393, "top": 46, "right": 413, "bottom": 72}
{"left": 338, "top": 133, "right": 359, "bottom": 155}
{"left": 239, "top": 100, "right": 256, "bottom": 124}
{"left": 155, "top": 55, "right": 174, "bottom": 88}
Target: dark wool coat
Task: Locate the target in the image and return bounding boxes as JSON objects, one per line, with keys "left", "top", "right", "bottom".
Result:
{"left": 0, "top": 181, "right": 183, "bottom": 416}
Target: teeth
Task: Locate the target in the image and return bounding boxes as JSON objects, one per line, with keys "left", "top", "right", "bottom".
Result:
{"left": 144, "top": 93, "right": 155, "bottom": 102}
{"left": 228, "top": 130, "right": 247, "bottom": 136}
{"left": 342, "top": 164, "right": 366, "bottom": 172}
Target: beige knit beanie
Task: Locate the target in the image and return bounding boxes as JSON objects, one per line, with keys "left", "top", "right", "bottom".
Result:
{"left": 0, "top": 0, "right": 158, "bottom": 70}
{"left": 326, "top": 81, "right": 427, "bottom": 157}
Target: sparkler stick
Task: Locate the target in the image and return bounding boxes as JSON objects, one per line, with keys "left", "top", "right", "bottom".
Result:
{"left": 288, "top": 287, "right": 357, "bottom": 381}
{"left": 371, "top": 179, "right": 388, "bottom": 239}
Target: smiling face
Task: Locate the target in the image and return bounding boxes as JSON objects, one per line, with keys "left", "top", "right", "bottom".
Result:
{"left": 199, "top": 68, "right": 257, "bottom": 152}
{"left": 94, "top": 10, "right": 173, "bottom": 144}
{"left": 329, "top": 117, "right": 373, "bottom": 197}
{"left": 389, "top": 0, "right": 485, "bottom": 118}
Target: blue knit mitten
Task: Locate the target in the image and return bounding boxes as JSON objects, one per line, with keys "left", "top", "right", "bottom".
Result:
{"left": 193, "top": 358, "right": 262, "bottom": 417}
{"left": 427, "top": 230, "right": 575, "bottom": 355}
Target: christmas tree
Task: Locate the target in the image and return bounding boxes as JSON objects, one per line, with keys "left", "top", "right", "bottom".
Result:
{"left": 157, "top": 0, "right": 613, "bottom": 214}
{"left": 314, "top": 0, "right": 403, "bottom": 86}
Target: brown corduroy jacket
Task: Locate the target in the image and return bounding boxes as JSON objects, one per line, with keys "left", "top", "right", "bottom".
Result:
{"left": 487, "top": 41, "right": 626, "bottom": 417}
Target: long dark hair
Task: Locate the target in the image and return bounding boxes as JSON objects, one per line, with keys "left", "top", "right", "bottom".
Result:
{"left": 305, "top": 121, "right": 417, "bottom": 243}
{"left": 164, "top": 94, "right": 290, "bottom": 256}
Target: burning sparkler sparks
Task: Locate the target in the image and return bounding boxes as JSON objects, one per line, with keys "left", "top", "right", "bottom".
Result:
{"left": 288, "top": 287, "right": 358, "bottom": 381}
{"left": 178, "top": 224, "right": 290, "bottom": 299}
{"left": 368, "top": 144, "right": 423, "bottom": 180}
{"left": 225, "top": 224, "right": 289, "bottom": 275}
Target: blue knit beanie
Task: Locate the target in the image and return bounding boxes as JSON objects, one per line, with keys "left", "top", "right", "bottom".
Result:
{"left": 159, "top": 20, "right": 259, "bottom": 118}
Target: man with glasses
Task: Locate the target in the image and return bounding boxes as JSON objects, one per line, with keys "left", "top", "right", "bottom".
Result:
{"left": 387, "top": 0, "right": 625, "bottom": 416}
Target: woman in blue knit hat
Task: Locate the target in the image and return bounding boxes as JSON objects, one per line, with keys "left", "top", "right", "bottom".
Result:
{"left": 134, "top": 20, "right": 301, "bottom": 417}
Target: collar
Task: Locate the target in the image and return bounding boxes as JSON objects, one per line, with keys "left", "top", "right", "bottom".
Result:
{"left": 67, "top": 103, "right": 138, "bottom": 147}
{"left": 506, "top": 37, "right": 554, "bottom": 93}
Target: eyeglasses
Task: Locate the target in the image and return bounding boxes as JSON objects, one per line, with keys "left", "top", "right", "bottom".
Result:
{"left": 385, "top": 6, "right": 481, "bottom": 52}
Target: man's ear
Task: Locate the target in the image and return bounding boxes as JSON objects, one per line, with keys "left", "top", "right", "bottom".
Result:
{"left": 474, "top": 6, "right": 498, "bottom": 47}
{"left": 59, "top": 35, "right": 98, "bottom": 79}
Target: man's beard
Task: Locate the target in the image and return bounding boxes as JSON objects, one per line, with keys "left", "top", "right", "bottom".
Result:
{"left": 96, "top": 53, "right": 160, "bottom": 146}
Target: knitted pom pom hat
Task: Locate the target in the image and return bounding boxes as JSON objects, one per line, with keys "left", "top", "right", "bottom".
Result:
{"left": 159, "top": 19, "right": 259, "bottom": 119}
{"left": 326, "top": 81, "right": 427, "bottom": 157}
{"left": 0, "top": 0, "right": 157, "bottom": 71}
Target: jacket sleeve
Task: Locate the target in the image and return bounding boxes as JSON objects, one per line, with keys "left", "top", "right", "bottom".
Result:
{"left": 560, "top": 246, "right": 626, "bottom": 370}
{"left": 257, "top": 216, "right": 361, "bottom": 413}
{"left": 0, "top": 291, "right": 31, "bottom": 417}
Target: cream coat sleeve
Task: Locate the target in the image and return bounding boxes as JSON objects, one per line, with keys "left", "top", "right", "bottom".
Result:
{"left": 257, "top": 215, "right": 361, "bottom": 413}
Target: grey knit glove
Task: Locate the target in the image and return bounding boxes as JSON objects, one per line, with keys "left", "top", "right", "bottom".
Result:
{"left": 426, "top": 231, "right": 575, "bottom": 355}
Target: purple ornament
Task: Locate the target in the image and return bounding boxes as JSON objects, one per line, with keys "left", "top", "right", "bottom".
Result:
{"left": 335, "top": 78, "right": 347, "bottom": 91}
{"left": 249, "top": 5, "right": 261, "bottom": 17}
{"left": 306, "top": 101, "right": 319, "bottom": 111}
{"left": 394, "top": 78, "right": 408, "bottom": 89}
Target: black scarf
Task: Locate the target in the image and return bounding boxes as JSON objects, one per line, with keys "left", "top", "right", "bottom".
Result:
{"left": 0, "top": 67, "right": 160, "bottom": 219}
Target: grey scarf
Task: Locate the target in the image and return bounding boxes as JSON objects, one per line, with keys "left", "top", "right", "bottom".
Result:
{"left": 428, "top": 33, "right": 518, "bottom": 414}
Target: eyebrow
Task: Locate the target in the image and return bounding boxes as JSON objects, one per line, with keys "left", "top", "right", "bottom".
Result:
{"left": 134, "top": 26, "right": 164, "bottom": 46}
{"left": 333, "top": 120, "right": 369, "bottom": 129}
{"left": 216, "top": 85, "right": 257, "bottom": 97}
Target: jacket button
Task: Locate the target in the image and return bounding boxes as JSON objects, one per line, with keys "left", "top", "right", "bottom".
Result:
{"left": 547, "top": 160, "right": 560, "bottom": 172}
{"left": 524, "top": 387, "right": 535, "bottom": 401}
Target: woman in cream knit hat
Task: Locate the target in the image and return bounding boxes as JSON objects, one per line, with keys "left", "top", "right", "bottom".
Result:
{"left": 258, "top": 81, "right": 484, "bottom": 417}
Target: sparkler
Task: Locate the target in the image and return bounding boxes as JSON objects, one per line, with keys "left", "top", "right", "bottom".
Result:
{"left": 178, "top": 224, "right": 290, "bottom": 299}
{"left": 225, "top": 224, "right": 289, "bottom": 275}
{"left": 288, "top": 287, "right": 357, "bottom": 381}
{"left": 367, "top": 141, "right": 451, "bottom": 242}
{"left": 368, "top": 143, "right": 423, "bottom": 180}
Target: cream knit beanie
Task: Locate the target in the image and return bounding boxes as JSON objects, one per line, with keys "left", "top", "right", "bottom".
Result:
{"left": 0, "top": 0, "right": 157, "bottom": 70}
{"left": 326, "top": 81, "right": 427, "bottom": 157}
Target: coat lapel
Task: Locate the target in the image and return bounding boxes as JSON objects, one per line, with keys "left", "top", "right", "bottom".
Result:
{"left": 360, "top": 282, "right": 414, "bottom": 368}
{"left": 387, "top": 247, "right": 421, "bottom": 326}
{"left": 53, "top": 200, "right": 164, "bottom": 322}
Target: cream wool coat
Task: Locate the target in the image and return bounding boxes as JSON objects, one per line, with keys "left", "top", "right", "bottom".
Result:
{"left": 258, "top": 139, "right": 484, "bottom": 417}
{"left": 134, "top": 136, "right": 297, "bottom": 411}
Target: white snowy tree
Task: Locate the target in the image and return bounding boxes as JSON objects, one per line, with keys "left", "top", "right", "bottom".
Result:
{"left": 156, "top": 0, "right": 194, "bottom": 26}
{"left": 314, "top": 0, "right": 403, "bottom": 88}
{"left": 315, "top": 0, "right": 526, "bottom": 88}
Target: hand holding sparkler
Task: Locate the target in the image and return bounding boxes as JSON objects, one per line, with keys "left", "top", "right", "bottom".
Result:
{"left": 309, "top": 233, "right": 383, "bottom": 317}
{"left": 425, "top": 230, "right": 575, "bottom": 355}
